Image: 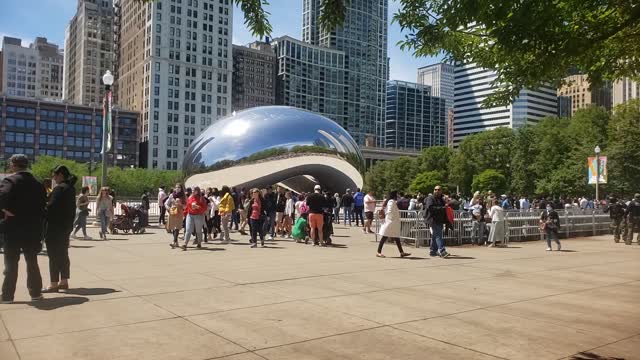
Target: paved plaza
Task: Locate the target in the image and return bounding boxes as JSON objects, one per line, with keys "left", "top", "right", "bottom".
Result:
{"left": 0, "top": 224, "right": 638, "bottom": 360}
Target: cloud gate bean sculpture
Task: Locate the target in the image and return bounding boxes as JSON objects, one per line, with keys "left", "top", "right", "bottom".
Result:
{"left": 182, "top": 106, "right": 365, "bottom": 193}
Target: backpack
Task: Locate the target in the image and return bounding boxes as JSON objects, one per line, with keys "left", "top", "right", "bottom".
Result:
{"left": 299, "top": 202, "right": 309, "bottom": 214}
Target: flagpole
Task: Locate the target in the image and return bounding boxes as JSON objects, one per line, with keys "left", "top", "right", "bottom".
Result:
{"left": 101, "top": 70, "right": 114, "bottom": 188}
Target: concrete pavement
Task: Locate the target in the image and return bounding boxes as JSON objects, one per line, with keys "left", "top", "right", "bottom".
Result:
{"left": 0, "top": 224, "right": 638, "bottom": 360}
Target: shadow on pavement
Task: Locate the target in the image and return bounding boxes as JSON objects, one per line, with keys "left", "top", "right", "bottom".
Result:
{"left": 445, "top": 255, "right": 476, "bottom": 260}
{"left": 64, "top": 287, "right": 120, "bottom": 296}
{"left": 569, "top": 352, "right": 624, "bottom": 360}
{"left": 69, "top": 245, "right": 95, "bottom": 249}
{"left": 26, "top": 296, "right": 89, "bottom": 311}
{"left": 559, "top": 249, "right": 578, "bottom": 252}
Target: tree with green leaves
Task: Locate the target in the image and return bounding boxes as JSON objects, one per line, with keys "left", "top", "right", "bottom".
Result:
{"left": 393, "top": 0, "right": 640, "bottom": 106}
{"left": 409, "top": 170, "right": 444, "bottom": 195}
{"left": 607, "top": 99, "right": 640, "bottom": 196}
{"left": 415, "top": 146, "right": 452, "bottom": 178}
{"left": 471, "top": 169, "right": 507, "bottom": 195}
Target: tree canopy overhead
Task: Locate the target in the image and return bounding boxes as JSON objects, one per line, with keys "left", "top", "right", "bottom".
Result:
{"left": 393, "top": 0, "right": 640, "bottom": 105}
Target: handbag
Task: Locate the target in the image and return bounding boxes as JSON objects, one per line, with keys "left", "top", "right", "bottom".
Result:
{"left": 170, "top": 206, "right": 179, "bottom": 216}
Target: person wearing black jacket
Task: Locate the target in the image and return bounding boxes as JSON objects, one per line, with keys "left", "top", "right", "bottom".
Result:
{"left": 540, "top": 204, "right": 561, "bottom": 251}
{"left": 306, "top": 185, "right": 327, "bottom": 246}
{"left": 604, "top": 197, "right": 627, "bottom": 243}
{"left": 424, "top": 185, "right": 450, "bottom": 258}
{"left": 0, "top": 154, "right": 46, "bottom": 303}
{"left": 262, "top": 186, "right": 277, "bottom": 240}
{"left": 43, "top": 165, "right": 77, "bottom": 292}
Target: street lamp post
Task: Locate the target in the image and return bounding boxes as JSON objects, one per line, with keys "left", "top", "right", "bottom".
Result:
{"left": 102, "top": 70, "right": 114, "bottom": 188}
{"left": 594, "top": 145, "right": 601, "bottom": 208}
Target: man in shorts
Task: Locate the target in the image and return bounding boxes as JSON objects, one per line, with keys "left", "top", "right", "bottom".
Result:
{"left": 306, "top": 185, "right": 327, "bottom": 246}
{"left": 363, "top": 190, "right": 376, "bottom": 234}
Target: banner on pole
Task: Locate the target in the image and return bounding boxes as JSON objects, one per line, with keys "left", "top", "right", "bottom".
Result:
{"left": 587, "top": 156, "right": 607, "bottom": 184}
{"left": 82, "top": 176, "right": 98, "bottom": 195}
{"left": 101, "top": 91, "right": 112, "bottom": 154}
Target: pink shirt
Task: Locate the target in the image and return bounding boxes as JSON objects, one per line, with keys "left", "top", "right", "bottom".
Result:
{"left": 250, "top": 199, "right": 262, "bottom": 220}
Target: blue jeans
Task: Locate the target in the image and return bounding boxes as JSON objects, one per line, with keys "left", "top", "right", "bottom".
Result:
{"left": 185, "top": 213, "right": 205, "bottom": 246}
{"left": 546, "top": 228, "right": 560, "bottom": 248}
{"left": 430, "top": 223, "right": 446, "bottom": 255}
{"left": 98, "top": 209, "right": 109, "bottom": 235}
{"left": 342, "top": 207, "right": 352, "bottom": 225}
{"left": 333, "top": 207, "right": 340, "bottom": 223}
{"left": 73, "top": 210, "right": 88, "bottom": 237}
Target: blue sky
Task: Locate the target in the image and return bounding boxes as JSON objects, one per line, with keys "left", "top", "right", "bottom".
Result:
{"left": 0, "top": 0, "right": 440, "bottom": 82}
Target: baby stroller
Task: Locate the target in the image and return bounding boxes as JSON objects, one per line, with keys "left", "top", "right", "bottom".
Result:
{"left": 110, "top": 204, "right": 146, "bottom": 234}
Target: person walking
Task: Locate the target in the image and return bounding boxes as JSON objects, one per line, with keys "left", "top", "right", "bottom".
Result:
{"left": 284, "top": 191, "right": 295, "bottom": 238}
{"left": 306, "top": 185, "right": 327, "bottom": 246}
{"left": 333, "top": 193, "right": 341, "bottom": 224}
{"left": 263, "top": 186, "right": 277, "bottom": 240}
{"left": 96, "top": 187, "right": 113, "bottom": 240}
{"left": 275, "top": 189, "right": 287, "bottom": 237}
{"left": 0, "top": 154, "right": 46, "bottom": 303}
{"left": 487, "top": 199, "right": 507, "bottom": 247}
{"left": 72, "top": 186, "right": 91, "bottom": 239}
{"left": 158, "top": 186, "right": 168, "bottom": 225}
{"left": 376, "top": 191, "right": 411, "bottom": 258}
{"left": 625, "top": 193, "right": 640, "bottom": 245}
{"left": 540, "top": 204, "right": 561, "bottom": 251}
{"left": 165, "top": 196, "right": 184, "bottom": 249}
{"left": 140, "top": 189, "right": 150, "bottom": 227}
{"left": 353, "top": 188, "right": 365, "bottom": 227}
{"left": 239, "top": 191, "right": 251, "bottom": 235}
{"left": 604, "top": 197, "right": 627, "bottom": 243}
{"left": 248, "top": 188, "right": 267, "bottom": 247}
{"left": 364, "top": 190, "right": 376, "bottom": 234}
{"left": 43, "top": 165, "right": 76, "bottom": 293}
{"left": 182, "top": 187, "right": 207, "bottom": 250}
{"left": 424, "top": 185, "right": 450, "bottom": 258}
{"left": 218, "top": 186, "right": 235, "bottom": 243}
{"left": 341, "top": 190, "right": 354, "bottom": 226}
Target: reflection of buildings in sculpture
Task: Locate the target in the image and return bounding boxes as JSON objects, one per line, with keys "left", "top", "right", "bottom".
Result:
{"left": 183, "top": 106, "right": 364, "bottom": 193}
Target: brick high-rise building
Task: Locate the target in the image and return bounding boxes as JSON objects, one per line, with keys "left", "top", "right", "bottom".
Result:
{"left": 232, "top": 40, "right": 276, "bottom": 111}
{"left": 557, "top": 74, "right": 611, "bottom": 116}
{"left": 115, "top": 0, "right": 233, "bottom": 169}
{"left": 63, "top": 0, "right": 115, "bottom": 106}
{"left": 1, "top": 37, "right": 64, "bottom": 100}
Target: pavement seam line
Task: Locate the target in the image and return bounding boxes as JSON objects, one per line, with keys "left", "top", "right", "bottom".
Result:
{"left": 559, "top": 332, "right": 640, "bottom": 360}
{"left": 390, "top": 325, "right": 509, "bottom": 360}
{"left": 0, "top": 313, "right": 22, "bottom": 360}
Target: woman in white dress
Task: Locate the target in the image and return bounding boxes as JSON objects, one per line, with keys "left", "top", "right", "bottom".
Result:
{"left": 376, "top": 191, "right": 411, "bottom": 258}
{"left": 487, "top": 199, "right": 507, "bottom": 247}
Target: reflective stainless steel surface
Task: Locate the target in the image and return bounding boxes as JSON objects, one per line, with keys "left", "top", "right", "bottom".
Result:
{"left": 183, "top": 106, "right": 364, "bottom": 192}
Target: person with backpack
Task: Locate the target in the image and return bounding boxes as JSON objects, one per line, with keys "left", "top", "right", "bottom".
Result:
{"left": 540, "top": 204, "right": 561, "bottom": 251}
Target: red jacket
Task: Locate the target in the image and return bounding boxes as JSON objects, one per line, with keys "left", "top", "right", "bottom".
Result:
{"left": 185, "top": 195, "right": 207, "bottom": 216}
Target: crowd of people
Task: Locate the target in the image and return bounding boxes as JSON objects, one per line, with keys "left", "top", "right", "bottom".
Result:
{"left": 0, "top": 152, "right": 637, "bottom": 304}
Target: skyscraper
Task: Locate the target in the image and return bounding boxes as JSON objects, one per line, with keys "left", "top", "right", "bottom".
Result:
{"left": 272, "top": 36, "right": 348, "bottom": 126}
{"left": 1, "top": 37, "right": 64, "bottom": 100}
{"left": 116, "top": 0, "right": 233, "bottom": 169}
{"left": 63, "top": 0, "right": 115, "bottom": 106}
{"left": 385, "top": 80, "right": 446, "bottom": 150}
{"left": 302, "top": 0, "right": 388, "bottom": 145}
{"left": 557, "top": 74, "right": 611, "bottom": 115}
{"left": 612, "top": 78, "right": 640, "bottom": 107}
{"left": 417, "top": 63, "right": 454, "bottom": 112}
{"left": 453, "top": 63, "right": 557, "bottom": 145}
{"left": 232, "top": 40, "right": 276, "bottom": 111}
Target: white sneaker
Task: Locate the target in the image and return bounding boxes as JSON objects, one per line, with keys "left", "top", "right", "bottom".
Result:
{"left": 267, "top": 235, "right": 273, "bottom": 241}
{"left": 546, "top": 247, "right": 552, "bottom": 251}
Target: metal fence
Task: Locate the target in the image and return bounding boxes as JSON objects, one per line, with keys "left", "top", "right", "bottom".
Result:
{"left": 86, "top": 199, "right": 161, "bottom": 219}
{"left": 375, "top": 209, "right": 611, "bottom": 248}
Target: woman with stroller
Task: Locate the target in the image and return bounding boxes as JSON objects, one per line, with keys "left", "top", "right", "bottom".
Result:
{"left": 376, "top": 190, "right": 411, "bottom": 258}
{"left": 43, "top": 165, "right": 77, "bottom": 293}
